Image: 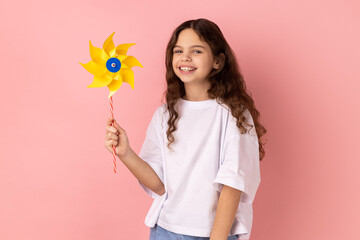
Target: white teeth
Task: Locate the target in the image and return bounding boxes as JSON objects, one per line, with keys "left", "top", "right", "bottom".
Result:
{"left": 180, "top": 67, "right": 196, "bottom": 71}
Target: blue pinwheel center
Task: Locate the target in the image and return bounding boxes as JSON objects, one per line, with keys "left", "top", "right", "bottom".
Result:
{"left": 106, "top": 58, "right": 121, "bottom": 73}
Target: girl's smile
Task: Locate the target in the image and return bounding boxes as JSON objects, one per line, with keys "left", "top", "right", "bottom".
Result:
{"left": 178, "top": 65, "right": 197, "bottom": 74}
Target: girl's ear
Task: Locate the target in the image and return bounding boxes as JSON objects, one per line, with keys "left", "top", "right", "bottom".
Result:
{"left": 213, "top": 53, "right": 225, "bottom": 70}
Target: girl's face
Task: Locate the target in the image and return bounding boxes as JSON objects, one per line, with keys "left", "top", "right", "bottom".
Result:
{"left": 172, "top": 28, "right": 220, "bottom": 86}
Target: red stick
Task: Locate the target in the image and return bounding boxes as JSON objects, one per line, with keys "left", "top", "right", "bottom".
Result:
{"left": 109, "top": 96, "right": 117, "bottom": 174}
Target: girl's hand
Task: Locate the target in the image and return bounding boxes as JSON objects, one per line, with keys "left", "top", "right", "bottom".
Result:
{"left": 105, "top": 118, "right": 131, "bottom": 159}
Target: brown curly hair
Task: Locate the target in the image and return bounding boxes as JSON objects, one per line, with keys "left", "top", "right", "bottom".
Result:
{"left": 161, "top": 18, "right": 267, "bottom": 161}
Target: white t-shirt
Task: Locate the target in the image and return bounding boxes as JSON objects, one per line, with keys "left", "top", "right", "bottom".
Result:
{"left": 138, "top": 98, "right": 261, "bottom": 239}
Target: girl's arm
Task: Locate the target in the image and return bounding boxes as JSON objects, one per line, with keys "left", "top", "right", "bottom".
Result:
{"left": 210, "top": 185, "right": 242, "bottom": 240}
{"left": 119, "top": 148, "right": 166, "bottom": 196}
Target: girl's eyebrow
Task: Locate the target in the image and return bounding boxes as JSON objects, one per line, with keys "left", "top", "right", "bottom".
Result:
{"left": 174, "top": 45, "right": 206, "bottom": 49}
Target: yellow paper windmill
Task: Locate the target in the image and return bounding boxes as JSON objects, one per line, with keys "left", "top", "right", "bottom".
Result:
{"left": 80, "top": 32, "right": 143, "bottom": 98}
{"left": 80, "top": 33, "right": 142, "bottom": 174}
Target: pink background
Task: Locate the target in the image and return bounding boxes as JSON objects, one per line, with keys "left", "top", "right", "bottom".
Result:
{"left": 1, "top": 0, "right": 359, "bottom": 239}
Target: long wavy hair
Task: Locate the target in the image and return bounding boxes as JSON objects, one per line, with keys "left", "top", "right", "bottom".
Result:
{"left": 162, "top": 18, "right": 267, "bottom": 161}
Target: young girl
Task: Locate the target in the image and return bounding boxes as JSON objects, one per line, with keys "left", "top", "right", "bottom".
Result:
{"left": 105, "top": 18, "right": 266, "bottom": 240}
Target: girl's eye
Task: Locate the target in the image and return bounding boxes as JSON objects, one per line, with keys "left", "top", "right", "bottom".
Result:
{"left": 173, "top": 50, "right": 182, "bottom": 54}
{"left": 193, "top": 50, "right": 202, "bottom": 54}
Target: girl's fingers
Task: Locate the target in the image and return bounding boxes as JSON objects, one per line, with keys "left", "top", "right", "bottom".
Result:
{"left": 107, "top": 126, "right": 118, "bottom": 133}
{"left": 107, "top": 118, "right": 114, "bottom": 125}
{"left": 106, "top": 118, "right": 124, "bottom": 135}
{"left": 107, "top": 118, "right": 117, "bottom": 127}
{"left": 108, "top": 133, "right": 118, "bottom": 140}
{"left": 106, "top": 139, "right": 117, "bottom": 147}
{"left": 105, "top": 139, "right": 112, "bottom": 146}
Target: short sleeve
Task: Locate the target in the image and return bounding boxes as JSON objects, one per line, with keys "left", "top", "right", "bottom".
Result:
{"left": 138, "top": 106, "right": 165, "bottom": 198}
{"left": 213, "top": 109, "right": 261, "bottom": 204}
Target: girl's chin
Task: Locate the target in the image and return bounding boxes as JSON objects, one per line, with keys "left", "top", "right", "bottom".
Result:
{"left": 178, "top": 79, "right": 207, "bottom": 85}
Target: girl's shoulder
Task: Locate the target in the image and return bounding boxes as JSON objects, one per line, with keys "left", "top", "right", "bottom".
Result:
{"left": 152, "top": 103, "right": 168, "bottom": 130}
{"left": 217, "top": 101, "right": 256, "bottom": 137}
{"left": 156, "top": 103, "right": 168, "bottom": 118}
{"left": 216, "top": 99, "right": 252, "bottom": 120}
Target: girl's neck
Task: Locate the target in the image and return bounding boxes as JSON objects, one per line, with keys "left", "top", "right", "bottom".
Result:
{"left": 182, "top": 94, "right": 211, "bottom": 101}
{"left": 183, "top": 82, "right": 211, "bottom": 101}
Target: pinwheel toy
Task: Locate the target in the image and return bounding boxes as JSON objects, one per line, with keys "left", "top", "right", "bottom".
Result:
{"left": 80, "top": 32, "right": 142, "bottom": 173}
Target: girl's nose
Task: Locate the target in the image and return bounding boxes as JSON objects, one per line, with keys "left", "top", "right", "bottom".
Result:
{"left": 181, "top": 53, "right": 191, "bottom": 62}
